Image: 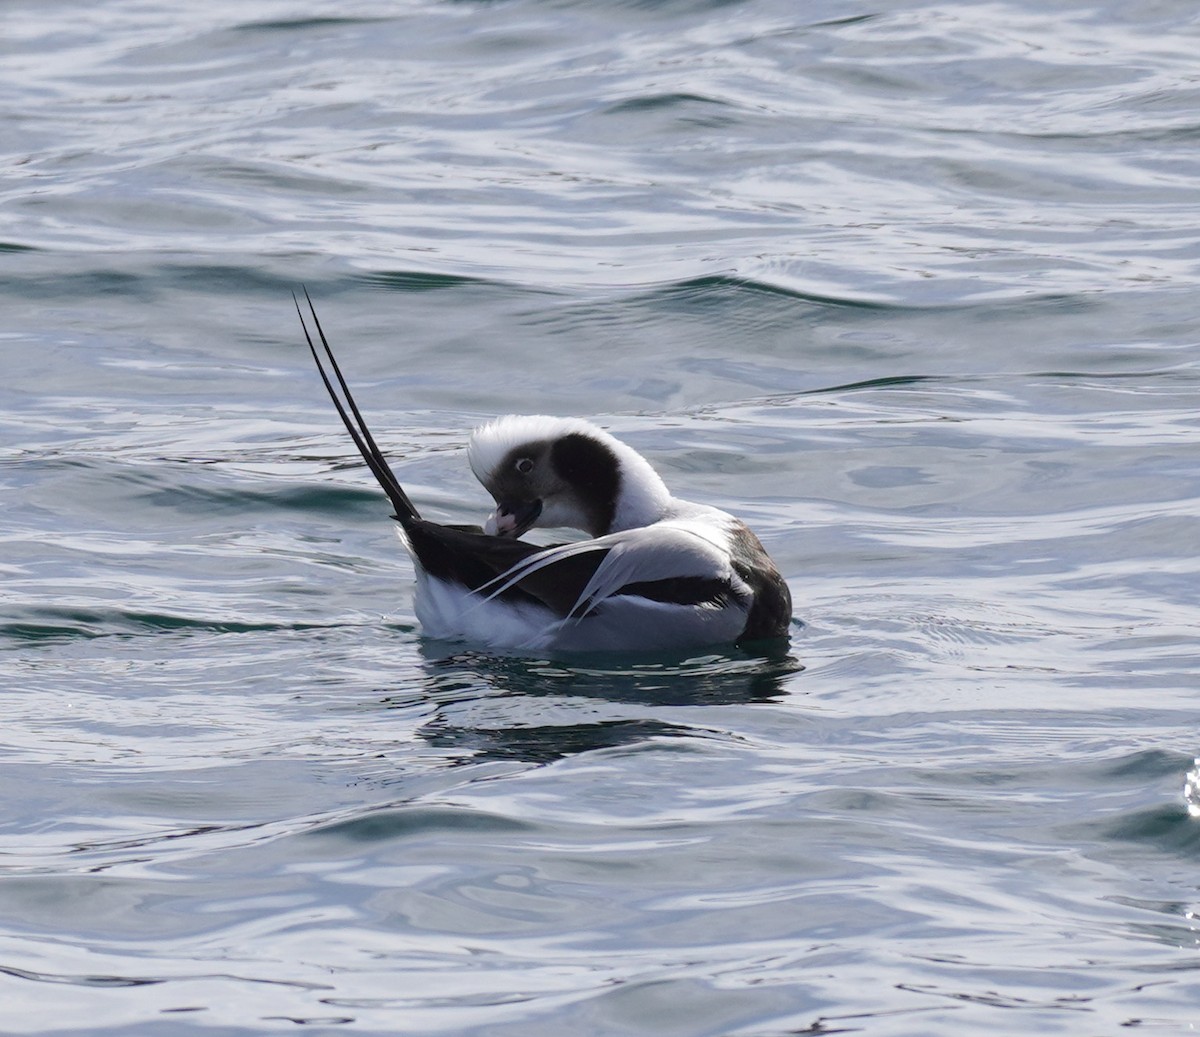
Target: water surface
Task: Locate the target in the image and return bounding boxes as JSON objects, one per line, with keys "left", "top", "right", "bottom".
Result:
{"left": 2, "top": 0, "right": 1199, "bottom": 1034}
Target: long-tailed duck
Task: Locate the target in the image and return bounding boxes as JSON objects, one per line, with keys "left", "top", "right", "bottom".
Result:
{"left": 296, "top": 292, "right": 791, "bottom": 653}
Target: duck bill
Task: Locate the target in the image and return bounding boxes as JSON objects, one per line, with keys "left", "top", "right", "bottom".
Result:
{"left": 484, "top": 499, "right": 543, "bottom": 538}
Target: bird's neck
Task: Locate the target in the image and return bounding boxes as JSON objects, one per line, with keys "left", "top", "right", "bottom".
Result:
{"left": 607, "top": 448, "right": 675, "bottom": 533}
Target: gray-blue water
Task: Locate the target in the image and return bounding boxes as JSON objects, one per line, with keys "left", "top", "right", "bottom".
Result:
{"left": 3, "top": 2, "right": 1200, "bottom": 1034}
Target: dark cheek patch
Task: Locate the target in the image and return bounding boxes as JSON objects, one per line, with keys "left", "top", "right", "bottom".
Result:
{"left": 550, "top": 433, "right": 620, "bottom": 535}
{"left": 492, "top": 442, "right": 548, "bottom": 503}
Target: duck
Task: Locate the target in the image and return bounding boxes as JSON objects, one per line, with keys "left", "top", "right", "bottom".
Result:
{"left": 295, "top": 291, "right": 792, "bottom": 653}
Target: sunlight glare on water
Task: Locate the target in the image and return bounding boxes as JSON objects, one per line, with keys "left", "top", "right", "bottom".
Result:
{"left": 1186, "top": 761, "right": 1200, "bottom": 820}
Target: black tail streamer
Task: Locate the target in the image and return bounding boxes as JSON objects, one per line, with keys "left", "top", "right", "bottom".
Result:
{"left": 295, "top": 288, "right": 420, "bottom": 524}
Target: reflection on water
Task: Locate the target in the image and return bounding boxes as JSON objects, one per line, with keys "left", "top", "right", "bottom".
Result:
{"left": 414, "top": 640, "right": 802, "bottom": 705}
{"left": 386, "top": 642, "right": 804, "bottom": 763}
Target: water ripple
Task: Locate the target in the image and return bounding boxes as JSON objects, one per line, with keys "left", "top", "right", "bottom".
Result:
{"left": 3, "top": 1, "right": 1200, "bottom": 1034}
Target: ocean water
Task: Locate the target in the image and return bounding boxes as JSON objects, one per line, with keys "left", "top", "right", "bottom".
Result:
{"left": 3, "top": 1, "right": 1200, "bottom": 1034}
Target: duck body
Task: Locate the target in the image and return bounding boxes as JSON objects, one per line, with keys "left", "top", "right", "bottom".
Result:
{"left": 296, "top": 294, "right": 792, "bottom": 654}
{"left": 405, "top": 500, "right": 790, "bottom": 653}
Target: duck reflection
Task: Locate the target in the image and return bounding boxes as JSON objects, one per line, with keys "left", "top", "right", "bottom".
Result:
{"left": 379, "top": 639, "right": 803, "bottom": 764}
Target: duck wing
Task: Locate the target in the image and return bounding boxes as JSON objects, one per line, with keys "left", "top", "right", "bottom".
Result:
{"left": 404, "top": 519, "right": 614, "bottom": 616}
{"left": 478, "top": 522, "right": 746, "bottom": 621}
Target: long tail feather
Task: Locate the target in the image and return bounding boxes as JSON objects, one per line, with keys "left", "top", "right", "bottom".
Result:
{"left": 295, "top": 289, "right": 420, "bottom": 524}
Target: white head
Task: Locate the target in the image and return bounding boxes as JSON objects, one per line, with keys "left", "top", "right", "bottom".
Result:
{"left": 467, "top": 415, "right": 673, "bottom": 538}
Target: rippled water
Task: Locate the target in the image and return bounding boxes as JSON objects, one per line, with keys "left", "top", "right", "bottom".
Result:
{"left": 3, "top": 1, "right": 1200, "bottom": 1034}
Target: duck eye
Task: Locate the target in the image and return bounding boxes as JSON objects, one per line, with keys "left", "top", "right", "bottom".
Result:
{"left": 515, "top": 457, "right": 534, "bottom": 474}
